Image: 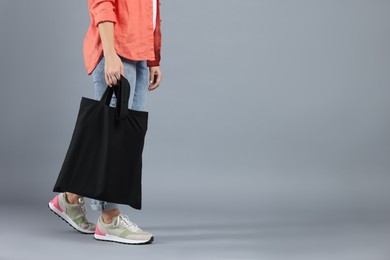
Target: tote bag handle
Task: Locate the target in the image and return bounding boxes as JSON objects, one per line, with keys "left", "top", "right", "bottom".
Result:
{"left": 100, "top": 74, "right": 131, "bottom": 120}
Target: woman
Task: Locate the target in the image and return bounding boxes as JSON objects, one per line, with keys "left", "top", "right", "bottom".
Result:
{"left": 48, "top": 0, "right": 162, "bottom": 245}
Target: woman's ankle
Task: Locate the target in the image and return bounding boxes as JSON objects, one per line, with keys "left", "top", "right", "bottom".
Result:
{"left": 65, "top": 192, "right": 82, "bottom": 204}
{"left": 101, "top": 208, "right": 120, "bottom": 224}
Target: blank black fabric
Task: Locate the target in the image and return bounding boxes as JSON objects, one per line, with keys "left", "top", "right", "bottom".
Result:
{"left": 53, "top": 74, "right": 148, "bottom": 210}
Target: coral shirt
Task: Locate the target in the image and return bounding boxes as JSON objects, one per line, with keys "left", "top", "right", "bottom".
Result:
{"left": 83, "top": 0, "right": 162, "bottom": 75}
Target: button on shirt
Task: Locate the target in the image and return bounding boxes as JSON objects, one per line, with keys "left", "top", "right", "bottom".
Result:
{"left": 83, "top": 0, "right": 162, "bottom": 75}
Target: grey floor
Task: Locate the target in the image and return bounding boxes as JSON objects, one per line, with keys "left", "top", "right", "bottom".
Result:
{"left": 2, "top": 201, "right": 390, "bottom": 260}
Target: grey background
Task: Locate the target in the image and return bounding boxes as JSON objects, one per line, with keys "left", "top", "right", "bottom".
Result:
{"left": 1, "top": 0, "right": 390, "bottom": 259}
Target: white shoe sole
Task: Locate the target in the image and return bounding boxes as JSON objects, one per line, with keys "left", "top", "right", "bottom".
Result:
{"left": 48, "top": 202, "right": 95, "bottom": 234}
{"left": 94, "top": 233, "right": 153, "bottom": 245}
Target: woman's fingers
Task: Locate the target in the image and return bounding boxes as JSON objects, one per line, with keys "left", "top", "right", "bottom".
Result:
{"left": 148, "top": 66, "right": 162, "bottom": 91}
{"left": 149, "top": 69, "right": 155, "bottom": 86}
{"left": 104, "top": 54, "right": 124, "bottom": 87}
{"left": 149, "top": 73, "right": 161, "bottom": 91}
{"left": 105, "top": 73, "right": 121, "bottom": 87}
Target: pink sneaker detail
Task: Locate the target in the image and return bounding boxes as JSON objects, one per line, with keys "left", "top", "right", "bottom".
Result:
{"left": 50, "top": 195, "right": 63, "bottom": 212}
{"left": 95, "top": 225, "right": 106, "bottom": 236}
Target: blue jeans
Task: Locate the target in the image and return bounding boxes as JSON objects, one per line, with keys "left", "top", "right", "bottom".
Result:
{"left": 89, "top": 54, "right": 149, "bottom": 211}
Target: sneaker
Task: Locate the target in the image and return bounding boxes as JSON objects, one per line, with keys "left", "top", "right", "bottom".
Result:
{"left": 94, "top": 214, "right": 153, "bottom": 244}
{"left": 48, "top": 193, "right": 95, "bottom": 234}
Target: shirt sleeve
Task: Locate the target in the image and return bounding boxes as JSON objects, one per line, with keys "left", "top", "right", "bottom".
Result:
{"left": 147, "top": 30, "right": 161, "bottom": 67}
{"left": 147, "top": 12, "right": 162, "bottom": 67}
{"left": 89, "top": 0, "right": 117, "bottom": 27}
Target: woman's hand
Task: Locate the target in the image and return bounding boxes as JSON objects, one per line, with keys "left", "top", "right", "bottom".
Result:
{"left": 148, "top": 66, "right": 162, "bottom": 91}
{"left": 104, "top": 53, "right": 125, "bottom": 88}
{"left": 97, "top": 21, "right": 124, "bottom": 87}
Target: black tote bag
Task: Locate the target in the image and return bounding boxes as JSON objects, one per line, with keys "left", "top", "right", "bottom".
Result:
{"left": 53, "top": 74, "right": 148, "bottom": 210}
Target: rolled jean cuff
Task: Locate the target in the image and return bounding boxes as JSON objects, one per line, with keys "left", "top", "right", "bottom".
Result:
{"left": 90, "top": 199, "right": 119, "bottom": 211}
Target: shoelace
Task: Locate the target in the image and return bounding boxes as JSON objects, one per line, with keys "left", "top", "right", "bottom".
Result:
{"left": 113, "top": 214, "right": 142, "bottom": 232}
